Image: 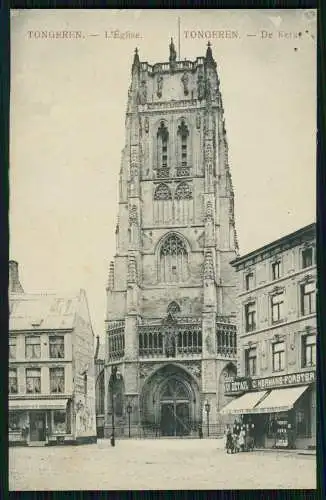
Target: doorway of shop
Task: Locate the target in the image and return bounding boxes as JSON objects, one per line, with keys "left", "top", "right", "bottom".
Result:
{"left": 29, "top": 411, "right": 46, "bottom": 442}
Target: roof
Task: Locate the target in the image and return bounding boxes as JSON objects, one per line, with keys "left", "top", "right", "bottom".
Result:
{"left": 230, "top": 222, "right": 316, "bottom": 268}
{"left": 9, "top": 292, "right": 80, "bottom": 332}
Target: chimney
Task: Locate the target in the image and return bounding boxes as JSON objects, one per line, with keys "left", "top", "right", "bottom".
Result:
{"left": 9, "top": 260, "right": 24, "bottom": 294}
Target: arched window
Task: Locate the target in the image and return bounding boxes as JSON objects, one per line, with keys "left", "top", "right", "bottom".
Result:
{"left": 159, "top": 234, "right": 188, "bottom": 283}
{"left": 174, "top": 182, "right": 193, "bottom": 225}
{"left": 177, "top": 120, "right": 189, "bottom": 170}
{"left": 167, "top": 301, "right": 181, "bottom": 316}
{"left": 153, "top": 183, "right": 173, "bottom": 224}
{"left": 175, "top": 182, "right": 192, "bottom": 200}
{"left": 154, "top": 184, "right": 172, "bottom": 201}
{"left": 157, "top": 122, "right": 169, "bottom": 176}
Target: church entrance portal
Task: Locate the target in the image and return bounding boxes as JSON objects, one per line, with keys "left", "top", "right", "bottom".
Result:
{"left": 140, "top": 363, "right": 200, "bottom": 438}
{"left": 159, "top": 378, "right": 191, "bottom": 436}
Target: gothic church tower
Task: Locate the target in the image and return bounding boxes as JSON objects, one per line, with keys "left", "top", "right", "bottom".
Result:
{"left": 104, "top": 41, "right": 239, "bottom": 437}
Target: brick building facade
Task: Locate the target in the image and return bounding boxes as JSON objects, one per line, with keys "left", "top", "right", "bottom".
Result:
{"left": 103, "top": 41, "right": 239, "bottom": 438}
{"left": 221, "top": 223, "right": 316, "bottom": 449}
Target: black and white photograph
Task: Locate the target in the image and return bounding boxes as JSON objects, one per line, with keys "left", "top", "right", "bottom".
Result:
{"left": 9, "top": 9, "right": 317, "bottom": 490}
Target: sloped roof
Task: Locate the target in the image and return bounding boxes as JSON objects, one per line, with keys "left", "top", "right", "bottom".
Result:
{"left": 9, "top": 292, "right": 80, "bottom": 332}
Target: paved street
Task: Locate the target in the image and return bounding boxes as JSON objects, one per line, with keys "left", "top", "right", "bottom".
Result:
{"left": 9, "top": 439, "right": 316, "bottom": 490}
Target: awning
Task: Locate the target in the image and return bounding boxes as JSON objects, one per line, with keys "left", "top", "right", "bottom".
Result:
{"left": 220, "top": 390, "right": 268, "bottom": 415}
{"left": 9, "top": 399, "right": 68, "bottom": 411}
{"left": 250, "top": 386, "right": 309, "bottom": 414}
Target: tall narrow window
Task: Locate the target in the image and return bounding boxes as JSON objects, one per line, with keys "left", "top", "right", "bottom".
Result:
{"left": 301, "top": 282, "right": 316, "bottom": 316}
{"left": 271, "top": 291, "right": 284, "bottom": 323}
{"left": 157, "top": 122, "right": 169, "bottom": 177}
{"left": 272, "top": 261, "right": 281, "bottom": 280}
{"left": 245, "top": 272, "right": 254, "bottom": 291}
{"left": 272, "top": 341, "right": 285, "bottom": 372}
{"left": 84, "top": 372, "right": 88, "bottom": 396}
{"left": 9, "top": 369, "right": 18, "bottom": 394}
{"left": 9, "top": 336, "right": 17, "bottom": 360}
{"left": 174, "top": 182, "right": 193, "bottom": 224}
{"left": 302, "top": 247, "right": 313, "bottom": 269}
{"left": 153, "top": 183, "right": 172, "bottom": 224}
{"left": 25, "top": 336, "right": 41, "bottom": 359}
{"left": 245, "top": 347, "right": 257, "bottom": 377}
{"left": 244, "top": 302, "right": 256, "bottom": 332}
{"left": 177, "top": 120, "right": 190, "bottom": 176}
{"left": 26, "top": 368, "right": 41, "bottom": 393}
{"left": 50, "top": 367, "right": 65, "bottom": 393}
{"left": 49, "top": 336, "right": 65, "bottom": 358}
{"left": 159, "top": 234, "right": 188, "bottom": 283}
{"left": 302, "top": 334, "right": 316, "bottom": 367}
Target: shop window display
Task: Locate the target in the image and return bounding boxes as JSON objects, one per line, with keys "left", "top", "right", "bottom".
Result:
{"left": 53, "top": 410, "right": 66, "bottom": 434}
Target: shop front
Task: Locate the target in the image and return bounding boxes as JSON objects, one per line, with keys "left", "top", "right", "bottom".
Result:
{"left": 221, "top": 370, "right": 316, "bottom": 450}
{"left": 9, "top": 398, "right": 73, "bottom": 446}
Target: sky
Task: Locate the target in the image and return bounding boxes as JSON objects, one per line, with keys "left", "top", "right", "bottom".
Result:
{"left": 9, "top": 9, "right": 317, "bottom": 340}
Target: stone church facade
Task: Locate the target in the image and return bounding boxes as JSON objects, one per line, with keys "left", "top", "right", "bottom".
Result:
{"left": 104, "top": 41, "right": 239, "bottom": 437}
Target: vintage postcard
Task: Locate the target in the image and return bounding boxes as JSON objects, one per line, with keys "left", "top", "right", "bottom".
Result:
{"left": 9, "top": 9, "right": 316, "bottom": 490}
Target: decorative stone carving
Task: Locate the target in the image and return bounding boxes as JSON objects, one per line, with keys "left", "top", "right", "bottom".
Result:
{"left": 154, "top": 183, "right": 172, "bottom": 200}
{"left": 204, "top": 250, "right": 215, "bottom": 280}
{"left": 139, "top": 363, "right": 162, "bottom": 379}
{"left": 128, "top": 255, "right": 137, "bottom": 283}
{"left": 205, "top": 201, "right": 213, "bottom": 220}
{"left": 175, "top": 182, "right": 192, "bottom": 200}
{"left": 139, "top": 80, "right": 147, "bottom": 105}
{"left": 183, "top": 361, "right": 201, "bottom": 379}
{"left": 129, "top": 205, "right": 138, "bottom": 226}
{"left": 108, "top": 261, "right": 114, "bottom": 290}
{"left": 196, "top": 113, "right": 201, "bottom": 129}
{"left": 181, "top": 72, "right": 189, "bottom": 95}
{"left": 144, "top": 117, "right": 149, "bottom": 133}
{"left": 197, "top": 71, "right": 205, "bottom": 100}
{"left": 165, "top": 328, "right": 176, "bottom": 357}
{"left": 169, "top": 38, "right": 177, "bottom": 71}
{"left": 157, "top": 74, "right": 163, "bottom": 98}
{"left": 205, "top": 334, "right": 214, "bottom": 354}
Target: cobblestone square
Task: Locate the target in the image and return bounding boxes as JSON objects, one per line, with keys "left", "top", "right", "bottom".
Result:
{"left": 9, "top": 439, "right": 316, "bottom": 490}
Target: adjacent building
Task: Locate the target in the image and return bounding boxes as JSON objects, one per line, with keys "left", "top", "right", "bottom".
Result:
{"left": 221, "top": 223, "right": 316, "bottom": 449}
{"left": 9, "top": 261, "right": 97, "bottom": 446}
{"left": 103, "top": 41, "right": 239, "bottom": 438}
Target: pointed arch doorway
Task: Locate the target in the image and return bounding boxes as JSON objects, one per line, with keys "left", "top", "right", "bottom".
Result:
{"left": 159, "top": 377, "right": 191, "bottom": 436}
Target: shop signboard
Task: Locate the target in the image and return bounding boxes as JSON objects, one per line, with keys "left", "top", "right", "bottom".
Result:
{"left": 224, "top": 370, "right": 315, "bottom": 395}
{"left": 224, "top": 377, "right": 251, "bottom": 395}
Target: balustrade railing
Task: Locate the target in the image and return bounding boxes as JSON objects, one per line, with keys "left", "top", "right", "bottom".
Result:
{"left": 176, "top": 166, "right": 191, "bottom": 177}
{"left": 139, "top": 324, "right": 202, "bottom": 358}
{"left": 157, "top": 168, "right": 170, "bottom": 179}
{"left": 216, "top": 321, "right": 237, "bottom": 358}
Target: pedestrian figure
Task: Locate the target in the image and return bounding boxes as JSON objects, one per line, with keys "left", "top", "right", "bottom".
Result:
{"left": 239, "top": 426, "right": 246, "bottom": 452}
{"left": 198, "top": 424, "right": 203, "bottom": 439}
{"left": 225, "top": 425, "right": 233, "bottom": 454}
{"left": 232, "top": 420, "right": 240, "bottom": 453}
